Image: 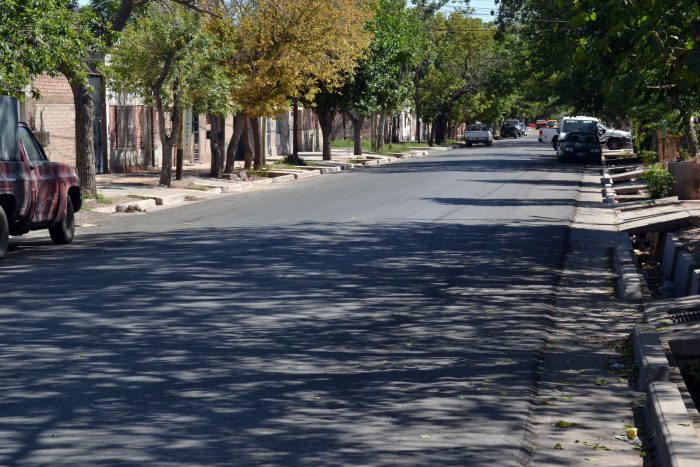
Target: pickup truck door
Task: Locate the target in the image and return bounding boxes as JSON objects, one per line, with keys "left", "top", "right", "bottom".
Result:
{"left": 17, "top": 127, "right": 58, "bottom": 225}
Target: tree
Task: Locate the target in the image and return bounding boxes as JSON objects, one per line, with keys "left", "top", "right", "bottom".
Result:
{"left": 343, "top": 0, "right": 425, "bottom": 154}
{"left": 227, "top": 0, "right": 373, "bottom": 166}
{"left": 415, "top": 13, "right": 496, "bottom": 144}
{"left": 496, "top": 0, "right": 700, "bottom": 150}
{"left": 0, "top": 0, "right": 96, "bottom": 99}
{"left": 109, "top": 3, "right": 235, "bottom": 186}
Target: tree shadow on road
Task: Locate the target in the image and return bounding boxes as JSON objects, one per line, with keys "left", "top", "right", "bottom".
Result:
{"left": 1, "top": 220, "right": 572, "bottom": 465}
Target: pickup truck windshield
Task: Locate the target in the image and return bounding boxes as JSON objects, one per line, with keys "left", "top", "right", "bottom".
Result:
{"left": 18, "top": 127, "right": 45, "bottom": 164}
{"left": 561, "top": 119, "right": 596, "bottom": 133}
{"left": 467, "top": 125, "right": 489, "bottom": 131}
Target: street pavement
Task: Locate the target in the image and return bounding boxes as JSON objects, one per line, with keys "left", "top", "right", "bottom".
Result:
{"left": 0, "top": 135, "right": 638, "bottom": 465}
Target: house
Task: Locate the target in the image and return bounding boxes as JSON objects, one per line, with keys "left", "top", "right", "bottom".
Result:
{"left": 22, "top": 74, "right": 322, "bottom": 173}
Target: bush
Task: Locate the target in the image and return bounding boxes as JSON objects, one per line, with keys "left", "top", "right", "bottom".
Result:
{"left": 639, "top": 150, "right": 658, "bottom": 166}
{"left": 641, "top": 164, "right": 674, "bottom": 199}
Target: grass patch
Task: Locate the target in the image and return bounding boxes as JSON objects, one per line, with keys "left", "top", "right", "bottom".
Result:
{"left": 127, "top": 194, "right": 154, "bottom": 200}
{"left": 85, "top": 193, "right": 113, "bottom": 205}
{"left": 245, "top": 166, "right": 271, "bottom": 178}
{"left": 279, "top": 155, "right": 307, "bottom": 166}
{"left": 331, "top": 139, "right": 430, "bottom": 156}
{"left": 183, "top": 182, "right": 210, "bottom": 191}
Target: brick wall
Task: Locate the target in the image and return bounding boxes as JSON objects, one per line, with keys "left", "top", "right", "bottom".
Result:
{"left": 24, "top": 75, "right": 76, "bottom": 166}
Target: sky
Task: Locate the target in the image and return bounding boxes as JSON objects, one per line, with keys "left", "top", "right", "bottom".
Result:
{"left": 77, "top": 1, "right": 500, "bottom": 20}
{"left": 442, "top": 0, "right": 499, "bottom": 21}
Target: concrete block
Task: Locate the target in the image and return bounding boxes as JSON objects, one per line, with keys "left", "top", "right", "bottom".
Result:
{"left": 268, "top": 174, "right": 295, "bottom": 183}
{"left": 647, "top": 382, "right": 700, "bottom": 467}
{"left": 618, "top": 267, "right": 643, "bottom": 300}
{"left": 272, "top": 169, "right": 321, "bottom": 179}
{"left": 662, "top": 234, "right": 682, "bottom": 280}
{"left": 151, "top": 193, "right": 186, "bottom": 206}
{"left": 633, "top": 326, "right": 670, "bottom": 390}
{"left": 689, "top": 270, "right": 700, "bottom": 296}
{"left": 314, "top": 161, "right": 353, "bottom": 170}
{"left": 614, "top": 233, "right": 643, "bottom": 300}
{"left": 304, "top": 165, "right": 340, "bottom": 174}
{"left": 614, "top": 182, "right": 647, "bottom": 194}
{"left": 673, "top": 252, "right": 696, "bottom": 297}
{"left": 610, "top": 169, "right": 645, "bottom": 183}
{"left": 620, "top": 212, "right": 691, "bottom": 235}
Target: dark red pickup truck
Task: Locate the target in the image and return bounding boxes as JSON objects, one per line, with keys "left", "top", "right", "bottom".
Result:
{"left": 0, "top": 122, "right": 82, "bottom": 258}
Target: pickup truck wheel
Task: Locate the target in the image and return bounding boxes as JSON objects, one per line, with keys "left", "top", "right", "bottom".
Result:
{"left": 0, "top": 206, "right": 8, "bottom": 259}
{"left": 607, "top": 139, "right": 621, "bottom": 150}
{"left": 49, "top": 197, "right": 75, "bottom": 245}
{"left": 466, "top": 141, "right": 472, "bottom": 147}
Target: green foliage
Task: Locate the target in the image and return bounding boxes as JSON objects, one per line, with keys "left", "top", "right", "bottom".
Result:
{"left": 641, "top": 164, "right": 675, "bottom": 199}
{"left": 414, "top": 12, "right": 496, "bottom": 124}
{"left": 497, "top": 0, "right": 700, "bottom": 132}
{"left": 346, "top": 0, "right": 426, "bottom": 116}
{"left": 108, "top": 4, "right": 236, "bottom": 116}
{"left": 639, "top": 150, "right": 658, "bottom": 166}
{"left": 0, "top": 0, "right": 99, "bottom": 97}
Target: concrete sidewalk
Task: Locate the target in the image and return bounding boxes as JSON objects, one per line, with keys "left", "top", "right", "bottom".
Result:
{"left": 523, "top": 169, "right": 646, "bottom": 465}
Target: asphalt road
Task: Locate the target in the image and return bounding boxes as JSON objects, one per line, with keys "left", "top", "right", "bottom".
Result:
{"left": 1, "top": 135, "right": 585, "bottom": 465}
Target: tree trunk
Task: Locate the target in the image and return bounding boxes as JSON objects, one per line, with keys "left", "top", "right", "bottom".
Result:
{"left": 415, "top": 115, "right": 421, "bottom": 143}
{"left": 69, "top": 81, "right": 97, "bottom": 198}
{"left": 377, "top": 111, "right": 387, "bottom": 153}
{"left": 347, "top": 112, "right": 364, "bottom": 156}
{"left": 687, "top": 119, "right": 699, "bottom": 158}
{"left": 252, "top": 117, "right": 263, "bottom": 169}
{"left": 428, "top": 120, "right": 435, "bottom": 146}
{"left": 370, "top": 113, "right": 377, "bottom": 152}
{"left": 318, "top": 106, "right": 338, "bottom": 161}
{"left": 292, "top": 98, "right": 300, "bottom": 159}
{"left": 243, "top": 117, "right": 253, "bottom": 170}
{"left": 224, "top": 114, "right": 245, "bottom": 173}
{"left": 157, "top": 96, "right": 178, "bottom": 187}
{"left": 209, "top": 115, "right": 226, "bottom": 178}
{"left": 175, "top": 113, "right": 184, "bottom": 180}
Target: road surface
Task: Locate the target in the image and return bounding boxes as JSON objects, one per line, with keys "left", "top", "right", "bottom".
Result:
{"left": 1, "top": 135, "right": 585, "bottom": 465}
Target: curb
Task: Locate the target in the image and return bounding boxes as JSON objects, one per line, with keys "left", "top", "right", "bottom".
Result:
{"left": 633, "top": 325, "right": 670, "bottom": 390}
{"left": 647, "top": 382, "right": 700, "bottom": 467}
{"left": 103, "top": 149, "right": 437, "bottom": 213}
{"left": 613, "top": 232, "right": 643, "bottom": 300}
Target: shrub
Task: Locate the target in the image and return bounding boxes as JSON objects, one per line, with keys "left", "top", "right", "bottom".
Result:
{"left": 639, "top": 150, "right": 658, "bottom": 166}
{"left": 641, "top": 164, "right": 674, "bottom": 199}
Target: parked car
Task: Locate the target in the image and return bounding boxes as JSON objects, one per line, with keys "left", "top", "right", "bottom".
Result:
{"left": 500, "top": 121, "right": 519, "bottom": 138}
{"left": 539, "top": 124, "right": 559, "bottom": 144}
{"left": 556, "top": 131, "right": 602, "bottom": 163}
{"left": 595, "top": 123, "right": 632, "bottom": 150}
{"left": 549, "top": 116, "right": 596, "bottom": 150}
{"left": 0, "top": 100, "right": 82, "bottom": 258}
{"left": 517, "top": 121, "right": 528, "bottom": 136}
{"left": 463, "top": 124, "right": 493, "bottom": 147}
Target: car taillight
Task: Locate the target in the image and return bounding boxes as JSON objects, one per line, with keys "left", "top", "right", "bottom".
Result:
{"left": 539, "top": 130, "right": 543, "bottom": 137}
